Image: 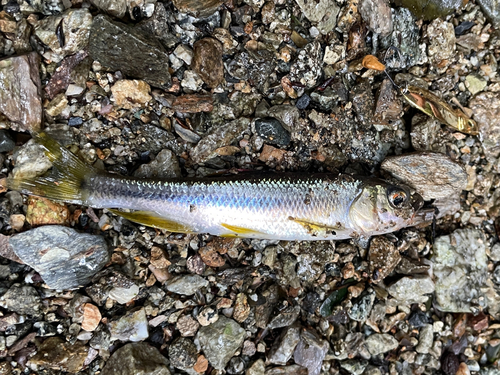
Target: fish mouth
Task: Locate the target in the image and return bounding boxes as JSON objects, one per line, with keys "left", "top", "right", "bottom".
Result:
{"left": 409, "top": 193, "right": 434, "bottom": 226}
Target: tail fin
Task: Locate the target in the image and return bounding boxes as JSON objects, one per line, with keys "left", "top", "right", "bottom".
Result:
{"left": 2, "top": 132, "right": 96, "bottom": 205}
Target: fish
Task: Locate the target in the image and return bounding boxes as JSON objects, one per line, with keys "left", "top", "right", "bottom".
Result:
{"left": 2, "top": 133, "right": 434, "bottom": 241}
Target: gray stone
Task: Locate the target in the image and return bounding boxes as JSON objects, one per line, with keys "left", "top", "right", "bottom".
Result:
{"left": 470, "top": 92, "right": 500, "bottom": 164}
{"left": 394, "top": 0, "right": 463, "bottom": 20}
{"left": 19, "top": 0, "right": 70, "bottom": 16}
{"left": 172, "top": 0, "right": 223, "bottom": 17}
{"left": 433, "top": 229, "right": 500, "bottom": 318}
{"left": 0, "top": 53, "right": 42, "bottom": 133}
{"left": 225, "top": 51, "right": 277, "bottom": 93}
{"left": 265, "top": 365, "right": 308, "bottom": 375}
{"left": 415, "top": 324, "right": 433, "bottom": 354}
{"left": 109, "top": 308, "right": 149, "bottom": 342}
{"left": 246, "top": 359, "right": 265, "bottom": 375}
{"left": 191, "top": 118, "right": 250, "bottom": 164}
{"left": 169, "top": 337, "right": 198, "bottom": 371}
{"left": 9, "top": 226, "right": 109, "bottom": 290}
{"left": 426, "top": 19, "right": 456, "bottom": 65}
{"left": 254, "top": 118, "right": 291, "bottom": 147}
{"left": 477, "top": 0, "right": 500, "bottom": 28}
{"left": 133, "top": 149, "right": 182, "bottom": 179}
{"left": 101, "top": 342, "right": 171, "bottom": 375}
{"left": 381, "top": 152, "right": 467, "bottom": 200}
{"left": 359, "top": 0, "right": 393, "bottom": 36}
{"left": 90, "top": 0, "right": 127, "bottom": 18}
{"left": 166, "top": 275, "right": 208, "bottom": 295}
{"left": 0, "top": 284, "right": 41, "bottom": 316}
{"left": 340, "top": 359, "right": 369, "bottom": 375}
{"left": 268, "top": 305, "right": 300, "bottom": 329}
{"left": 294, "top": 0, "right": 340, "bottom": 34}
{"left": 364, "top": 333, "right": 399, "bottom": 356}
{"left": 89, "top": 15, "right": 171, "bottom": 89}
{"left": 196, "top": 316, "right": 246, "bottom": 370}
{"left": 293, "top": 330, "right": 329, "bottom": 375}
{"left": 267, "top": 326, "right": 300, "bottom": 365}
{"left": 348, "top": 291, "right": 376, "bottom": 322}
{"left": 386, "top": 275, "right": 435, "bottom": 304}
{"left": 0, "top": 130, "right": 15, "bottom": 153}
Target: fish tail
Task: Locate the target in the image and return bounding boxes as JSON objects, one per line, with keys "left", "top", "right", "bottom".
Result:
{"left": 2, "top": 132, "right": 96, "bottom": 205}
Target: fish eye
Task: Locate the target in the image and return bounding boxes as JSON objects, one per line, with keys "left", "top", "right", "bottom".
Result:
{"left": 387, "top": 186, "right": 409, "bottom": 209}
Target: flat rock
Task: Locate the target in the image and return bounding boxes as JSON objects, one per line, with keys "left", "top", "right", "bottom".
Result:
{"left": 470, "top": 92, "right": 500, "bottom": 164}
{"left": 267, "top": 326, "right": 300, "bottom": 365}
{"left": 381, "top": 152, "right": 467, "bottom": 200}
{"left": 294, "top": 0, "right": 340, "bottom": 34}
{"left": 89, "top": 15, "right": 171, "bottom": 89}
{"left": 29, "top": 337, "right": 89, "bottom": 373}
{"left": 364, "top": 333, "right": 398, "bottom": 356}
{"left": 433, "top": 229, "right": 500, "bottom": 318}
{"left": 0, "top": 52, "right": 42, "bottom": 132}
{"left": 0, "top": 284, "right": 41, "bottom": 316}
{"left": 109, "top": 308, "right": 149, "bottom": 342}
{"left": 386, "top": 275, "right": 435, "bottom": 304}
{"left": 133, "top": 149, "right": 181, "bottom": 179}
{"left": 394, "top": 0, "right": 466, "bottom": 20}
{"left": 166, "top": 275, "right": 208, "bottom": 295}
{"left": 196, "top": 316, "right": 245, "bottom": 370}
{"left": 192, "top": 38, "right": 224, "bottom": 88}
{"left": 172, "top": 0, "right": 223, "bottom": 17}
{"left": 426, "top": 18, "right": 456, "bottom": 65}
{"left": 359, "top": 0, "right": 393, "bottom": 36}
{"left": 8, "top": 225, "right": 109, "bottom": 290}
{"left": 101, "top": 342, "right": 171, "bottom": 375}
{"left": 293, "top": 329, "right": 329, "bottom": 375}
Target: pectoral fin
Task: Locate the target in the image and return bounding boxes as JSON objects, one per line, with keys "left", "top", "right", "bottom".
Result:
{"left": 109, "top": 209, "right": 194, "bottom": 233}
{"left": 220, "top": 223, "right": 266, "bottom": 237}
{"left": 289, "top": 217, "right": 341, "bottom": 237}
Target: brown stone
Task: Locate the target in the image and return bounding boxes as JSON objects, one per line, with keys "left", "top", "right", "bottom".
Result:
{"left": 45, "top": 50, "right": 89, "bottom": 99}
{"left": 368, "top": 236, "right": 401, "bottom": 284}
{"left": 192, "top": 38, "right": 224, "bottom": 88}
{"left": 0, "top": 52, "right": 42, "bottom": 132}
{"left": 171, "top": 94, "right": 213, "bottom": 113}
{"left": 81, "top": 303, "right": 102, "bottom": 332}
{"left": 29, "top": 337, "right": 89, "bottom": 373}
{"left": 176, "top": 315, "right": 200, "bottom": 337}
{"left": 26, "top": 196, "right": 70, "bottom": 227}
{"left": 172, "top": 0, "right": 223, "bottom": 17}
{"left": 373, "top": 79, "right": 403, "bottom": 127}
{"left": 199, "top": 245, "right": 225, "bottom": 268}
{"left": 259, "top": 144, "right": 287, "bottom": 163}
{"left": 111, "top": 80, "right": 152, "bottom": 109}
{"left": 233, "top": 293, "right": 250, "bottom": 323}
{"left": 193, "top": 354, "right": 209, "bottom": 373}
{"left": 150, "top": 246, "right": 171, "bottom": 269}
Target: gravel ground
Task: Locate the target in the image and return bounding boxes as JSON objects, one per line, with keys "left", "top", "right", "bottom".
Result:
{"left": 0, "top": 0, "right": 500, "bottom": 374}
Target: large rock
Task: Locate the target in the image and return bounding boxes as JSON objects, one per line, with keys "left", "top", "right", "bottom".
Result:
{"left": 191, "top": 38, "right": 224, "bottom": 88}
{"left": 477, "top": 0, "right": 500, "bottom": 28}
{"left": 433, "top": 229, "right": 500, "bottom": 318}
{"left": 293, "top": 329, "right": 329, "bottom": 375}
{"left": 0, "top": 52, "right": 42, "bottom": 132}
{"left": 102, "top": 343, "right": 171, "bottom": 375}
{"left": 89, "top": 15, "right": 171, "bottom": 89}
{"left": 294, "top": 0, "right": 340, "bottom": 34}
{"left": 29, "top": 337, "right": 89, "bottom": 373}
{"left": 8, "top": 226, "right": 109, "bottom": 290}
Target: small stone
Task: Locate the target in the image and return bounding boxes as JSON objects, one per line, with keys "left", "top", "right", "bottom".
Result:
{"left": 348, "top": 291, "right": 376, "bottom": 323}
{"left": 111, "top": 80, "right": 151, "bottom": 110}
{"left": 45, "top": 93, "right": 69, "bottom": 117}
{"left": 288, "top": 41, "right": 323, "bottom": 89}
{"left": 254, "top": 118, "right": 291, "bottom": 147}
{"left": 196, "top": 316, "right": 246, "bottom": 370}
{"left": 465, "top": 74, "right": 487, "bottom": 95}
{"left": 45, "top": 51, "right": 89, "bottom": 99}
{"left": 0, "top": 130, "right": 15, "bottom": 153}
{"left": 198, "top": 306, "right": 219, "bottom": 326}
{"left": 29, "top": 337, "right": 89, "bottom": 373}
{"left": 174, "top": 44, "right": 193, "bottom": 65}
{"left": 267, "top": 325, "right": 301, "bottom": 365}
{"left": 426, "top": 19, "right": 456, "bottom": 65}
{"left": 134, "top": 149, "right": 181, "bottom": 180}
{"left": 381, "top": 152, "right": 467, "bottom": 200}
{"left": 268, "top": 305, "right": 300, "bottom": 329}
{"left": 26, "top": 196, "right": 70, "bottom": 226}
{"left": 294, "top": 0, "right": 340, "bottom": 34}
{"left": 246, "top": 359, "right": 265, "bottom": 375}
{"left": 101, "top": 342, "right": 171, "bottom": 375}
{"left": 293, "top": 329, "right": 329, "bottom": 375}
{"left": 259, "top": 144, "right": 287, "bottom": 163}
{"left": 369, "top": 236, "right": 401, "bottom": 283}
{"left": 109, "top": 308, "right": 149, "bottom": 342}
{"left": 324, "top": 44, "right": 345, "bottom": 65}
{"left": 386, "top": 275, "right": 435, "bottom": 304}
{"left": 82, "top": 303, "right": 102, "bottom": 332}
{"left": 199, "top": 245, "right": 225, "bottom": 268}
{"left": 169, "top": 337, "right": 198, "bottom": 370}
{"left": 193, "top": 355, "right": 209, "bottom": 373}
{"left": 0, "top": 284, "right": 41, "bottom": 316}
{"left": 108, "top": 284, "right": 140, "bottom": 304}
{"left": 470, "top": 92, "right": 500, "bottom": 164}
{"left": 9, "top": 225, "right": 109, "bottom": 290}
{"left": 177, "top": 315, "right": 200, "bottom": 337}
{"left": 373, "top": 79, "right": 402, "bottom": 128}
{"left": 192, "top": 38, "right": 224, "bottom": 89}
{"left": 90, "top": 0, "right": 127, "bottom": 18}
{"left": 364, "top": 333, "right": 399, "bottom": 356}
{"left": 172, "top": 0, "right": 223, "bottom": 17}
{"left": 340, "top": 359, "right": 369, "bottom": 375}
{"left": 477, "top": 0, "right": 500, "bottom": 28}
{"left": 149, "top": 246, "right": 171, "bottom": 269}
{"left": 166, "top": 275, "right": 208, "bottom": 295}
{"left": 0, "top": 52, "right": 42, "bottom": 132}
{"left": 415, "top": 324, "right": 434, "bottom": 354}
{"left": 359, "top": 0, "right": 393, "bottom": 36}
{"left": 191, "top": 118, "right": 250, "bottom": 164}
{"left": 242, "top": 340, "right": 257, "bottom": 356}
{"left": 233, "top": 293, "right": 251, "bottom": 323}
{"left": 169, "top": 94, "right": 214, "bottom": 113}
{"left": 9, "top": 214, "right": 25, "bottom": 231}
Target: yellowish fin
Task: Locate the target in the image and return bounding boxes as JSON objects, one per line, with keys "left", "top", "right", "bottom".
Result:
{"left": 289, "top": 217, "right": 341, "bottom": 237}
{"left": 220, "top": 223, "right": 265, "bottom": 237}
{"left": 109, "top": 209, "right": 194, "bottom": 233}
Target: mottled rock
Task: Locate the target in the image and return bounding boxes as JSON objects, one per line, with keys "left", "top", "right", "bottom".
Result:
{"left": 267, "top": 326, "right": 300, "bottom": 365}
{"left": 226, "top": 50, "right": 277, "bottom": 93}
{"left": 90, "top": 0, "right": 127, "bottom": 18}
{"left": 0, "top": 52, "right": 42, "bottom": 132}
{"left": 359, "top": 0, "right": 393, "bottom": 36}
{"left": 386, "top": 275, "right": 435, "bottom": 304}
{"left": 410, "top": 114, "right": 447, "bottom": 154}
{"left": 29, "top": 337, "right": 89, "bottom": 373}
{"left": 101, "top": 343, "right": 171, "bottom": 375}
{"left": 293, "top": 329, "right": 329, "bottom": 375}
{"left": 433, "top": 229, "right": 500, "bottom": 318}
{"left": 426, "top": 19, "right": 456, "bottom": 65}
{"left": 381, "top": 152, "right": 467, "bottom": 200}
{"left": 169, "top": 337, "right": 198, "bottom": 370}
{"left": 166, "top": 275, "right": 208, "bottom": 295}
{"left": 294, "top": 0, "right": 340, "bottom": 34}
{"left": 466, "top": 74, "right": 487, "bottom": 95}
{"left": 369, "top": 236, "right": 401, "bottom": 283}
{"left": 233, "top": 293, "right": 251, "bottom": 323}
{"left": 8, "top": 226, "right": 109, "bottom": 290}
{"left": 109, "top": 308, "right": 149, "bottom": 342}
{"left": 177, "top": 315, "right": 200, "bottom": 337}
{"left": 288, "top": 41, "right": 323, "bottom": 88}
{"left": 133, "top": 149, "right": 181, "bottom": 179}
{"left": 111, "top": 80, "right": 152, "bottom": 109}
{"left": 364, "top": 334, "right": 399, "bottom": 356}
{"left": 192, "top": 38, "right": 224, "bottom": 88}
{"left": 340, "top": 359, "right": 369, "bottom": 375}
{"left": 191, "top": 118, "right": 250, "bottom": 163}
{"left": 394, "top": 0, "right": 465, "bottom": 20}
{"left": 0, "top": 284, "right": 41, "bottom": 316}
{"left": 172, "top": 0, "right": 223, "bottom": 17}
{"left": 415, "top": 324, "right": 433, "bottom": 354}
{"left": 268, "top": 305, "right": 300, "bottom": 329}
{"left": 478, "top": 0, "right": 500, "bottom": 28}
{"left": 470, "top": 92, "right": 500, "bottom": 164}
{"left": 196, "top": 316, "right": 245, "bottom": 370}
{"left": 26, "top": 196, "right": 70, "bottom": 226}
{"left": 348, "top": 291, "right": 376, "bottom": 322}
{"left": 89, "top": 15, "right": 171, "bottom": 89}
{"left": 254, "top": 118, "right": 291, "bottom": 147}
{"left": 82, "top": 303, "right": 102, "bottom": 332}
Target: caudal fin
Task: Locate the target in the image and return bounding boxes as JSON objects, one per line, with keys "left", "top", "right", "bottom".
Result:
{"left": 3, "top": 132, "right": 96, "bottom": 205}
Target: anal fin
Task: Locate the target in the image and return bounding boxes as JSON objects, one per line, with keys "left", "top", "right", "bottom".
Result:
{"left": 289, "top": 217, "right": 341, "bottom": 237}
{"left": 109, "top": 209, "right": 194, "bottom": 233}
{"left": 220, "top": 223, "right": 266, "bottom": 237}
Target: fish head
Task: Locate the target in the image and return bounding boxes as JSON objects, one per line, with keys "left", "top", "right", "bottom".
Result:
{"left": 349, "top": 182, "right": 425, "bottom": 236}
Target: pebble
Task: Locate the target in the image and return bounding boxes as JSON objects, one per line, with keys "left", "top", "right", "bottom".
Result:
{"left": 45, "top": 93, "right": 69, "bottom": 117}
{"left": 174, "top": 44, "right": 193, "bottom": 65}
{"left": 0, "top": 130, "right": 15, "bottom": 153}
{"left": 288, "top": 41, "right": 323, "bottom": 89}
{"left": 9, "top": 225, "right": 109, "bottom": 290}
{"left": 26, "top": 196, "right": 70, "bottom": 226}
{"left": 108, "top": 284, "right": 140, "bottom": 304}
{"left": 426, "top": 19, "right": 456, "bottom": 65}
{"left": 29, "top": 337, "right": 89, "bottom": 373}
{"left": 0, "top": 52, "right": 42, "bottom": 132}
{"left": 246, "top": 359, "right": 265, "bottom": 375}
{"left": 396, "top": 0, "right": 469, "bottom": 20}
{"left": 192, "top": 37, "right": 224, "bottom": 88}
{"left": 368, "top": 236, "right": 401, "bottom": 283}
{"left": 293, "top": 329, "right": 329, "bottom": 375}
{"left": 433, "top": 229, "right": 500, "bottom": 318}
{"left": 381, "top": 152, "right": 468, "bottom": 200}
{"left": 373, "top": 79, "right": 402, "bottom": 128}
{"left": 109, "top": 308, "right": 149, "bottom": 342}
{"left": 0, "top": 284, "right": 41, "bottom": 316}
{"left": 45, "top": 51, "right": 89, "bottom": 99}
{"left": 196, "top": 316, "right": 246, "bottom": 370}
{"left": 410, "top": 114, "right": 447, "bottom": 154}
{"left": 90, "top": 0, "right": 127, "bottom": 18}
{"left": 267, "top": 325, "right": 301, "bottom": 365}
{"left": 386, "top": 275, "right": 435, "bottom": 304}
{"left": 191, "top": 118, "right": 250, "bottom": 164}
{"left": 364, "top": 333, "right": 399, "bottom": 356}
{"left": 415, "top": 324, "right": 434, "bottom": 354}
{"left": 359, "top": 0, "right": 393, "bottom": 36}
{"left": 254, "top": 118, "right": 291, "bottom": 147}
{"left": 477, "top": 0, "right": 500, "bottom": 28}
{"left": 176, "top": 315, "right": 200, "bottom": 337}
{"left": 172, "top": 0, "right": 223, "bottom": 17}
{"left": 340, "top": 359, "right": 369, "bottom": 375}
{"left": 169, "top": 337, "right": 198, "bottom": 370}
{"left": 294, "top": 0, "right": 340, "bottom": 34}
{"left": 197, "top": 306, "right": 219, "bottom": 326}
{"left": 89, "top": 15, "right": 171, "bottom": 89}
{"left": 111, "top": 80, "right": 152, "bottom": 109}
{"left": 268, "top": 305, "right": 300, "bottom": 329}
{"left": 101, "top": 342, "right": 171, "bottom": 375}
{"left": 470, "top": 92, "right": 500, "bottom": 164}
{"left": 465, "top": 74, "right": 487, "bottom": 95}
{"left": 166, "top": 275, "right": 208, "bottom": 295}
{"left": 348, "top": 291, "right": 376, "bottom": 323}
{"left": 233, "top": 293, "right": 251, "bottom": 323}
